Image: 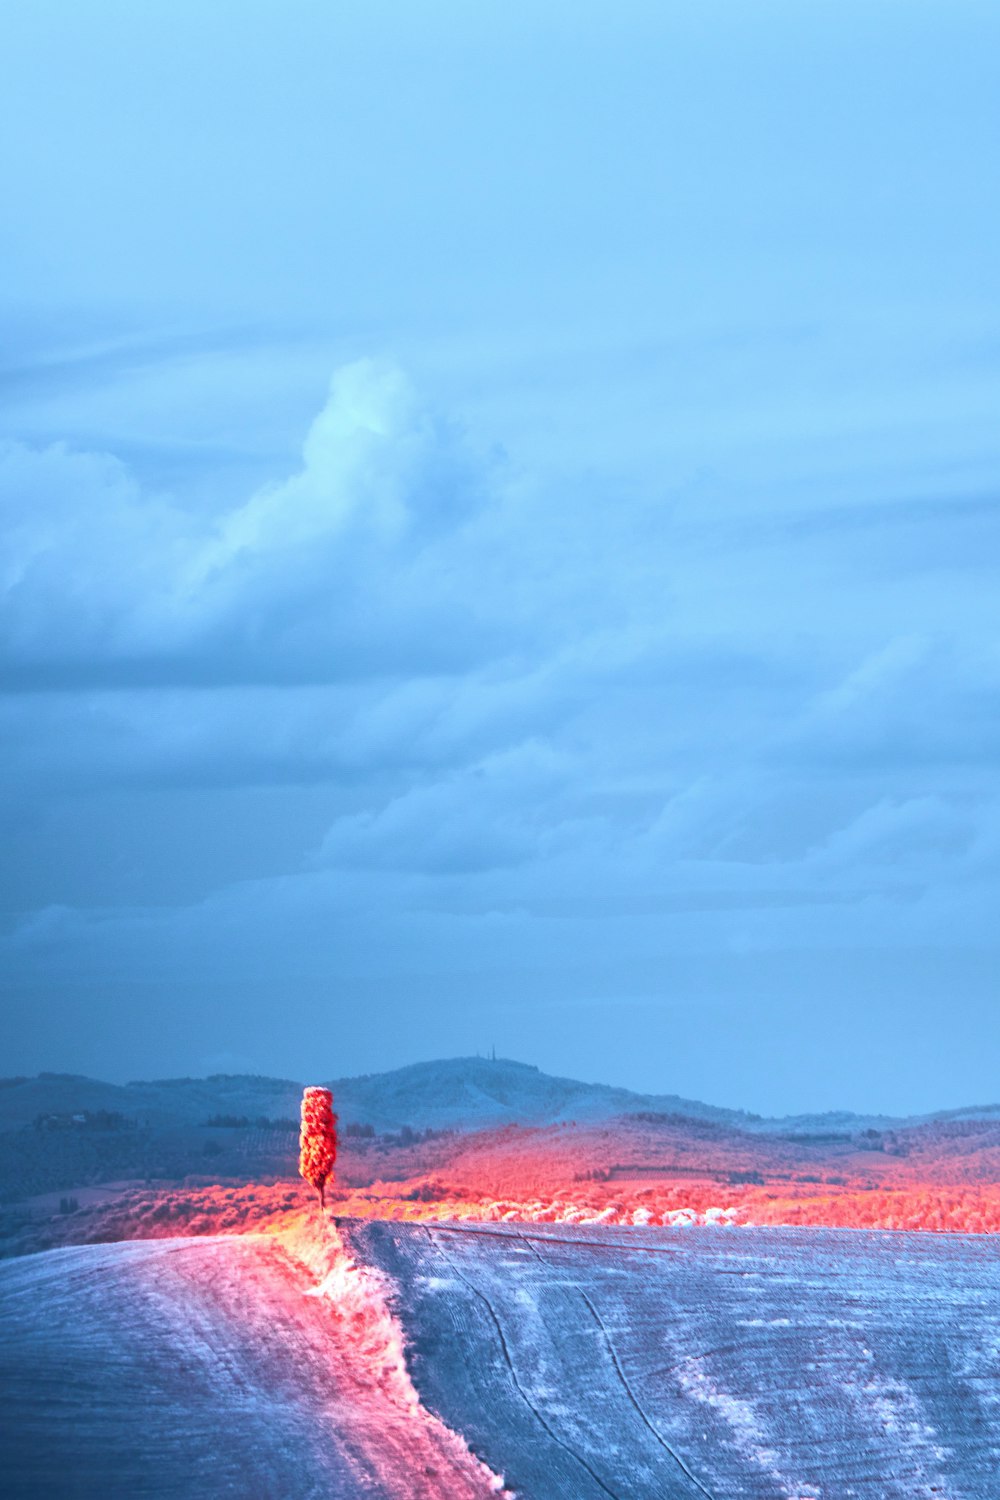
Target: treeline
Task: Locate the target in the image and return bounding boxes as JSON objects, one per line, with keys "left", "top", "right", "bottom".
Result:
{"left": 628, "top": 1111, "right": 729, "bottom": 1136}
{"left": 381, "top": 1124, "right": 449, "bottom": 1147}
{"left": 203, "top": 1114, "right": 299, "bottom": 1130}
{"left": 200, "top": 1115, "right": 445, "bottom": 1146}
{"left": 33, "top": 1110, "right": 136, "bottom": 1132}
{"left": 854, "top": 1128, "right": 910, "bottom": 1156}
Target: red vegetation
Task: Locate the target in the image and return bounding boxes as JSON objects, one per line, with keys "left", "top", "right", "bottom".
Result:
{"left": 299, "top": 1087, "right": 337, "bottom": 1207}
{"left": 15, "top": 1108, "right": 1000, "bottom": 1258}
{"left": 19, "top": 1176, "right": 1000, "bottom": 1262}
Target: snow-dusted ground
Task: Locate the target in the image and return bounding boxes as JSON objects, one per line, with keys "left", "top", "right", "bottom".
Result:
{"left": 351, "top": 1220, "right": 1000, "bottom": 1499}
{"left": 0, "top": 1229, "right": 505, "bottom": 1499}
{"left": 5, "top": 1218, "right": 1000, "bottom": 1498}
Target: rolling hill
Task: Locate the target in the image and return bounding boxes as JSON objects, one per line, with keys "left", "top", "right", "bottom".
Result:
{"left": 4, "top": 1054, "right": 993, "bottom": 1137}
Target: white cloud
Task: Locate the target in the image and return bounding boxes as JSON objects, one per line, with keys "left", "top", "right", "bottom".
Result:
{"left": 6, "top": 356, "right": 1000, "bottom": 1107}
{"left": 189, "top": 361, "right": 485, "bottom": 579}
{"left": 0, "top": 361, "right": 502, "bottom": 688}
{"left": 806, "top": 797, "right": 972, "bottom": 875}
{"left": 318, "top": 742, "right": 572, "bottom": 874}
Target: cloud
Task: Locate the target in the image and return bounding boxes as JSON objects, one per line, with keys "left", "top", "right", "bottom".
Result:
{"left": 790, "top": 636, "right": 1000, "bottom": 768}
{"left": 6, "top": 353, "right": 1000, "bottom": 1110}
{"left": 317, "top": 741, "right": 575, "bottom": 874}
{"left": 199, "top": 361, "right": 484, "bottom": 563}
{"left": 0, "top": 361, "right": 504, "bottom": 691}
{"left": 806, "top": 797, "right": 972, "bottom": 876}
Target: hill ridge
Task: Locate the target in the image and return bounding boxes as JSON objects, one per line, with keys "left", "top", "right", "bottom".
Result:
{"left": 1, "top": 1055, "right": 998, "bottom": 1136}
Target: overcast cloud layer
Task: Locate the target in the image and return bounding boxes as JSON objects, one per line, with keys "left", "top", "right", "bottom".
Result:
{"left": 3, "top": 2, "right": 1000, "bottom": 1113}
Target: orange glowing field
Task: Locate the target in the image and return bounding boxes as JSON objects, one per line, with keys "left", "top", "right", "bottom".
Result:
{"left": 13, "top": 1109, "right": 1000, "bottom": 1256}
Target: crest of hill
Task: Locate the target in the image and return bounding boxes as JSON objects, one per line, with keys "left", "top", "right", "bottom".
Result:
{"left": 2, "top": 1058, "right": 999, "bottom": 1137}
{"left": 326, "top": 1056, "right": 755, "bottom": 1133}
{"left": 0, "top": 1060, "right": 736, "bottom": 1134}
{"left": 0, "top": 1072, "right": 303, "bottom": 1132}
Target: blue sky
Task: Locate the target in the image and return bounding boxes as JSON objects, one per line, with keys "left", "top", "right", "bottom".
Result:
{"left": 3, "top": 2, "right": 1000, "bottom": 1113}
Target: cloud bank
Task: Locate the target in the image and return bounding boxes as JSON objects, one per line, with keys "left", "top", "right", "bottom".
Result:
{"left": 3, "top": 350, "right": 1000, "bottom": 1114}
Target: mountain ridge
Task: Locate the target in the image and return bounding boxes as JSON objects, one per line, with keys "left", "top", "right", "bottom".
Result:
{"left": 2, "top": 1055, "right": 998, "bottom": 1137}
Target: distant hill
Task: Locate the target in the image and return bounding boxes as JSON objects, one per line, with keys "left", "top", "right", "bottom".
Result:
{"left": 3, "top": 1056, "right": 1000, "bottom": 1138}
{"left": 0, "top": 1058, "right": 744, "bottom": 1135}
{"left": 0, "top": 1072, "right": 304, "bottom": 1134}
{"left": 326, "top": 1056, "right": 756, "bottom": 1133}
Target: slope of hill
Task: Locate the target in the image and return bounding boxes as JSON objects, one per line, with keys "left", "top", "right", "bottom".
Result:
{"left": 5, "top": 1216, "right": 1000, "bottom": 1499}
{"left": 5, "top": 1057, "right": 1000, "bottom": 1220}
{"left": 327, "top": 1056, "right": 754, "bottom": 1133}
{"left": 0, "top": 1228, "right": 504, "bottom": 1499}
{"left": 0, "top": 1056, "right": 752, "bottom": 1136}
{"left": 354, "top": 1219, "right": 1000, "bottom": 1499}
{"left": 0, "top": 1071, "right": 305, "bottom": 1132}
{"left": 0, "top": 1056, "right": 752, "bottom": 1135}
{"left": 6, "top": 1054, "right": 982, "bottom": 1137}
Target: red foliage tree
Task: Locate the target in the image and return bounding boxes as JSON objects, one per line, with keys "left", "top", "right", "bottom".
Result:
{"left": 299, "top": 1086, "right": 337, "bottom": 1207}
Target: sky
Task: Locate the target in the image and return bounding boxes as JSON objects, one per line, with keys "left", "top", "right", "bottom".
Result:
{"left": 2, "top": 1, "right": 1000, "bottom": 1115}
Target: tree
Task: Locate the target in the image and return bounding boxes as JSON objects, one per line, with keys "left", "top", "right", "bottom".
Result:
{"left": 299, "top": 1086, "right": 337, "bottom": 1208}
